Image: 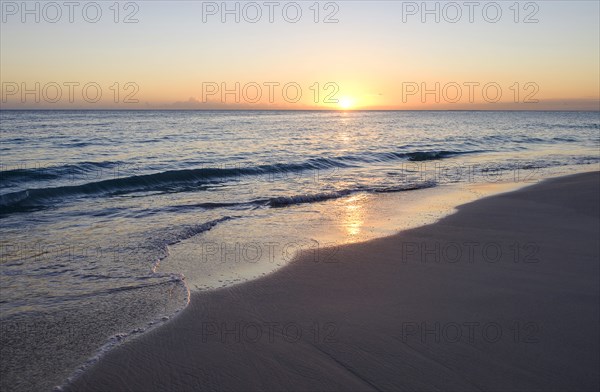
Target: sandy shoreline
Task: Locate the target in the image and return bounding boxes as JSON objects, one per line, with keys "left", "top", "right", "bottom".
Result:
{"left": 68, "top": 172, "right": 599, "bottom": 391}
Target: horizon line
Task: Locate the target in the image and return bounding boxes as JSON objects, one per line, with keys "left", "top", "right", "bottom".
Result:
{"left": 1, "top": 109, "right": 599, "bottom": 113}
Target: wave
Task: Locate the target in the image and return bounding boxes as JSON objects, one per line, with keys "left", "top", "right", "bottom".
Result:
{"left": 164, "top": 216, "right": 233, "bottom": 247}
{"left": 552, "top": 137, "right": 578, "bottom": 142}
{"left": 131, "top": 182, "right": 440, "bottom": 215}
{"left": 256, "top": 181, "right": 436, "bottom": 208}
{"left": 0, "top": 161, "right": 122, "bottom": 183}
{"left": 1, "top": 149, "right": 476, "bottom": 185}
{"left": 266, "top": 190, "right": 354, "bottom": 207}
{"left": 374, "top": 182, "right": 438, "bottom": 193}
{"left": 529, "top": 122, "right": 599, "bottom": 131}
{"left": 265, "top": 182, "right": 437, "bottom": 207}
{"left": 404, "top": 151, "right": 470, "bottom": 161}
{"left": 0, "top": 150, "right": 476, "bottom": 214}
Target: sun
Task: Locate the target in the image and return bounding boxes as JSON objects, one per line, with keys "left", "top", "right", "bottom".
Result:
{"left": 338, "top": 97, "right": 354, "bottom": 110}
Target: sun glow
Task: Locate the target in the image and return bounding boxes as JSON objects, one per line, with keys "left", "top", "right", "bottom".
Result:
{"left": 338, "top": 97, "right": 355, "bottom": 110}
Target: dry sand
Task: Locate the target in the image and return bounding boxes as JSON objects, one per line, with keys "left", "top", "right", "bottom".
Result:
{"left": 68, "top": 172, "right": 600, "bottom": 391}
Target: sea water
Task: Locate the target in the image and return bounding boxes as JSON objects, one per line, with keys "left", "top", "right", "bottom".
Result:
{"left": 1, "top": 110, "right": 598, "bottom": 390}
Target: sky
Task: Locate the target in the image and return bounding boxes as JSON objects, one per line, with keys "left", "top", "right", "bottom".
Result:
{"left": 1, "top": 0, "right": 599, "bottom": 110}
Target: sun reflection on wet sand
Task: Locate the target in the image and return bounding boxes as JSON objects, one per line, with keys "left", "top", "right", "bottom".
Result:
{"left": 342, "top": 194, "right": 365, "bottom": 237}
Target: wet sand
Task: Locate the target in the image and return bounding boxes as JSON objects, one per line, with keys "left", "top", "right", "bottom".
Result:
{"left": 69, "top": 171, "right": 600, "bottom": 391}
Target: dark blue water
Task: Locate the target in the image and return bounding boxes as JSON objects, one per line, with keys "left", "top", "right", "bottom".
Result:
{"left": 1, "top": 110, "right": 599, "bottom": 390}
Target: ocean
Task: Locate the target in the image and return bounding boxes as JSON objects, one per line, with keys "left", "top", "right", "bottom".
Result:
{"left": 1, "top": 110, "right": 599, "bottom": 391}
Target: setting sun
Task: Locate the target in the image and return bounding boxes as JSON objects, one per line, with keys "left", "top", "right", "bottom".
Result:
{"left": 338, "top": 97, "right": 354, "bottom": 110}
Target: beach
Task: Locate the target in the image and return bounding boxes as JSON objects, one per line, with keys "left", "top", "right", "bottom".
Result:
{"left": 2, "top": 0, "right": 599, "bottom": 389}
{"left": 67, "top": 171, "right": 599, "bottom": 391}
{"left": 1, "top": 111, "right": 598, "bottom": 392}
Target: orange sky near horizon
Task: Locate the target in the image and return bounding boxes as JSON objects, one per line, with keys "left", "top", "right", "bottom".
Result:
{"left": 1, "top": 1, "right": 599, "bottom": 110}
